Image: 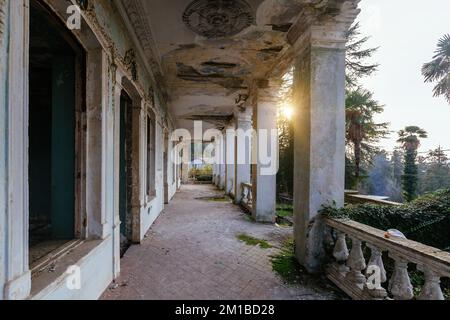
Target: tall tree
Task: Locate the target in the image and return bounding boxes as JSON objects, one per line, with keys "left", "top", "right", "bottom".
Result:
{"left": 422, "top": 34, "right": 450, "bottom": 103}
{"left": 421, "top": 146, "right": 450, "bottom": 193}
{"left": 392, "top": 149, "right": 404, "bottom": 189}
{"left": 345, "top": 88, "right": 389, "bottom": 188}
{"left": 346, "top": 22, "right": 380, "bottom": 88}
{"left": 277, "top": 69, "right": 294, "bottom": 196}
{"left": 277, "top": 110, "right": 294, "bottom": 195}
{"left": 390, "top": 150, "right": 405, "bottom": 202}
{"left": 397, "top": 126, "right": 428, "bottom": 201}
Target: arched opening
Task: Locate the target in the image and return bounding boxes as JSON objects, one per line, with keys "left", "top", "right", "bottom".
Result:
{"left": 28, "top": 0, "right": 85, "bottom": 265}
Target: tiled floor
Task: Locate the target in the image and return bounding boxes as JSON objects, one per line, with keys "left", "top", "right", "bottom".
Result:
{"left": 101, "top": 184, "right": 340, "bottom": 300}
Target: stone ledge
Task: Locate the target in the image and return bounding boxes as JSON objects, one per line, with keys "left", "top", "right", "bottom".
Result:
{"left": 30, "top": 238, "right": 107, "bottom": 298}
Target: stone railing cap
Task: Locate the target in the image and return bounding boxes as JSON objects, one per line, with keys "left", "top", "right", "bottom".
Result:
{"left": 326, "top": 217, "right": 450, "bottom": 277}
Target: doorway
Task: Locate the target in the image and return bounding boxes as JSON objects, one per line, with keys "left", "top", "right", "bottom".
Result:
{"left": 119, "top": 90, "right": 133, "bottom": 255}
{"left": 28, "top": 0, "right": 85, "bottom": 265}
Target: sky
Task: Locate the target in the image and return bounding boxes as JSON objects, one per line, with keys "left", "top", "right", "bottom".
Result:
{"left": 357, "top": 0, "right": 450, "bottom": 153}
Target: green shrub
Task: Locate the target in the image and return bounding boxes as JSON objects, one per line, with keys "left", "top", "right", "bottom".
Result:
{"left": 323, "top": 189, "right": 450, "bottom": 251}
{"left": 196, "top": 175, "right": 212, "bottom": 182}
{"left": 189, "top": 165, "right": 213, "bottom": 181}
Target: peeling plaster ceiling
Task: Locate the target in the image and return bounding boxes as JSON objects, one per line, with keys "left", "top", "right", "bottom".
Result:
{"left": 127, "top": 0, "right": 346, "bottom": 131}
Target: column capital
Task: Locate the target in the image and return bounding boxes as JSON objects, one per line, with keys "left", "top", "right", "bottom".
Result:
{"left": 234, "top": 105, "right": 253, "bottom": 123}
{"left": 288, "top": 0, "right": 361, "bottom": 52}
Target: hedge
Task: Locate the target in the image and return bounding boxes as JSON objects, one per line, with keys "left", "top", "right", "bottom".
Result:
{"left": 323, "top": 189, "right": 450, "bottom": 251}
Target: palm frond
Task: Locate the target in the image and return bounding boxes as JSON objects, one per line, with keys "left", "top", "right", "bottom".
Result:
{"left": 422, "top": 34, "right": 450, "bottom": 103}
{"left": 435, "top": 34, "right": 450, "bottom": 57}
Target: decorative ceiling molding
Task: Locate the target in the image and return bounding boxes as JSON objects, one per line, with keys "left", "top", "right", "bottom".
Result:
{"left": 287, "top": 0, "right": 361, "bottom": 47}
{"left": 124, "top": 49, "right": 138, "bottom": 81}
{"left": 182, "top": 0, "right": 254, "bottom": 39}
{"left": 118, "top": 0, "right": 166, "bottom": 92}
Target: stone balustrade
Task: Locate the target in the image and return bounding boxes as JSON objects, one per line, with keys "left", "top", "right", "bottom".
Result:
{"left": 240, "top": 183, "right": 253, "bottom": 213}
{"left": 344, "top": 190, "right": 402, "bottom": 206}
{"left": 325, "top": 217, "right": 450, "bottom": 300}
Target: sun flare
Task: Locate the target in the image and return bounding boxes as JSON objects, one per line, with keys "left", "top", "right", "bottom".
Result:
{"left": 280, "top": 104, "right": 294, "bottom": 120}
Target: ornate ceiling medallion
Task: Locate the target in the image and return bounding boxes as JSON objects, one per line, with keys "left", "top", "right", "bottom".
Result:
{"left": 183, "top": 0, "right": 254, "bottom": 39}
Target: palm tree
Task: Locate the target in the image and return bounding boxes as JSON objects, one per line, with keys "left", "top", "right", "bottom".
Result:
{"left": 345, "top": 88, "right": 389, "bottom": 188}
{"left": 397, "top": 126, "right": 428, "bottom": 151}
{"left": 397, "top": 126, "right": 428, "bottom": 201}
{"left": 422, "top": 34, "right": 450, "bottom": 103}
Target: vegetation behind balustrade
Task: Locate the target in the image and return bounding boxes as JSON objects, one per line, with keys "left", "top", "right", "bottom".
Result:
{"left": 323, "top": 189, "right": 450, "bottom": 252}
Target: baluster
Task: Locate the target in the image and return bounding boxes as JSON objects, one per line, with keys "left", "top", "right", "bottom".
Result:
{"left": 323, "top": 225, "right": 334, "bottom": 246}
{"left": 417, "top": 266, "right": 444, "bottom": 300}
{"left": 365, "top": 244, "right": 387, "bottom": 299}
{"left": 332, "top": 231, "right": 349, "bottom": 274}
{"left": 388, "top": 254, "right": 413, "bottom": 300}
{"left": 242, "top": 186, "right": 248, "bottom": 204}
{"left": 346, "top": 237, "right": 366, "bottom": 287}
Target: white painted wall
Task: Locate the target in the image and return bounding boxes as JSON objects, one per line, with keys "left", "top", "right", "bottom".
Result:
{"left": 167, "top": 125, "right": 178, "bottom": 201}
{"left": 139, "top": 120, "right": 165, "bottom": 239}
{"left": 0, "top": 0, "right": 10, "bottom": 300}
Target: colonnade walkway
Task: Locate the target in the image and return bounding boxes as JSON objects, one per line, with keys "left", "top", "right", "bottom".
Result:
{"left": 101, "top": 184, "right": 341, "bottom": 300}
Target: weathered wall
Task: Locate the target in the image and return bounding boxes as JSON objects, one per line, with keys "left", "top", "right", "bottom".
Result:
{"left": 0, "top": 0, "right": 177, "bottom": 300}
{"left": 91, "top": 0, "right": 167, "bottom": 117}
{"left": 0, "top": 0, "right": 9, "bottom": 300}
{"left": 89, "top": 0, "right": 173, "bottom": 242}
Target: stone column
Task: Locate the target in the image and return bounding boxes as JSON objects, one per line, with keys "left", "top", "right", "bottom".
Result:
{"left": 214, "top": 134, "right": 224, "bottom": 189}
{"left": 251, "top": 83, "right": 278, "bottom": 223}
{"left": 234, "top": 107, "right": 253, "bottom": 204}
{"left": 219, "top": 130, "right": 226, "bottom": 190}
{"left": 289, "top": 4, "right": 359, "bottom": 272}
{"left": 112, "top": 66, "right": 127, "bottom": 279}
{"left": 225, "top": 124, "right": 236, "bottom": 196}
{"left": 180, "top": 138, "right": 190, "bottom": 184}
{"left": 213, "top": 137, "right": 220, "bottom": 187}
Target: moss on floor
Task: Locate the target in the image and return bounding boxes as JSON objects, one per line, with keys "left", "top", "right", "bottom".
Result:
{"left": 196, "top": 195, "right": 231, "bottom": 202}
{"left": 243, "top": 214, "right": 255, "bottom": 222}
{"left": 236, "top": 234, "right": 272, "bottom": 249}
{"left": 270, "top": 237, "right": 303, "bottom": 284}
